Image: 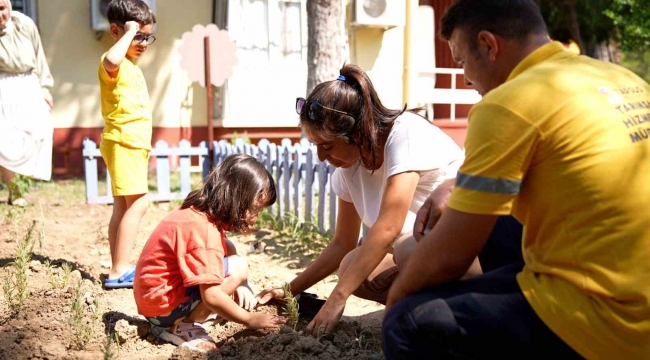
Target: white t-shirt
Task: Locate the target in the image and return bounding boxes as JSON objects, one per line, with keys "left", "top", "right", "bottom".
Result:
{"left": 332, "top": 112, "right": 465, "bottom": 235}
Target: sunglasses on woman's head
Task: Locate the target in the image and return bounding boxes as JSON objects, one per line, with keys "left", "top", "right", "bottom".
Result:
{"left": 295, "top": 97, "right": 356, "bottom": 122}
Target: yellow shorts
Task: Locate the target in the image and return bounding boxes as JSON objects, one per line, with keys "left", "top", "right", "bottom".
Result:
{"left": 100, "top": 140, "right": 149, "bottom": 196}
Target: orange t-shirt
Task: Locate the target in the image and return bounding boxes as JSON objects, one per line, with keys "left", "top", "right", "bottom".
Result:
{"left": 134, "top": 207, "right": 228, "bottom": 317}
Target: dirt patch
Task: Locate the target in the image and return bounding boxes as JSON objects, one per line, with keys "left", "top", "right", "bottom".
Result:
{"left": 0, "top": 180, "right": 384, "bottom": 359}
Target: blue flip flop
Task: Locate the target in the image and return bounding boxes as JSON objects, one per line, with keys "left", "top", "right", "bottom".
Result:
{"left": 104, "top": 265, "right": 136, "bottom": 289}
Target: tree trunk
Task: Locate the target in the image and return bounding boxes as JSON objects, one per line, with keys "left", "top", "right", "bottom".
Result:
{"left": 557, "top": 0, "right": 585, "bottom": 53}
{"left": 585, "top": 40, "right": 621, "bottom": 63}
{"left": 306, "top": 0, "right": 343, "bottom": 96}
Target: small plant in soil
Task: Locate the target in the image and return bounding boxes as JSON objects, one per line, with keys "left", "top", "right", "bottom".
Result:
{"left": 46, "top": 260, "right": 72, "bottom": 289}
{"left": 37, "top": 201, "right": 47, "bottom": 251}
{"left": 10, "top": 174, "right": 34, "bottom": 200}
{"left": 3, "top": 220, "right": 37, "bottom": 314}
{"left": 69, "top": 279, "right": 100, "bottom": 349}
{"left": 354, "top": 329, "right": 382, "bottom": 352}
{"left": 3, "top": 207, "right": 24, "bottom": 243}
{"left": 282, "top": 283, "right": 299, "bottom": 330}
{"left": 102, "top": 331, "right": 120, "bottom": 360}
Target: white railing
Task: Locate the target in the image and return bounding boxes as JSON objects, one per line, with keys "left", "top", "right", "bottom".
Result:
{"left": 418, "top": 68, "right": 482, "bottom": 122}
{"left": 83, "top": 137, "right": 339, "bottom": 235}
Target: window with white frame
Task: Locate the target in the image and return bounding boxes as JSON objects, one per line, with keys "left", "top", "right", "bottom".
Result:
{"left": 278, "top": 0, "right": 302, "bottom": 59}
{"left": 9, "top": 0, "right": 38, "bottom": 24}
{"left": 213, "top": 0, "right": 309, "bottom": 126}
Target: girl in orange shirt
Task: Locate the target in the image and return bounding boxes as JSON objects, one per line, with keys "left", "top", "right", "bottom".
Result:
{"left": 134, "top": 154, "right": 285, "bottom": 352}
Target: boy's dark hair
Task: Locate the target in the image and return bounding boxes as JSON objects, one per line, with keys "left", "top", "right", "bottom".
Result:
{"left": 181, "top": 154, "right": 276, "bottom": 234}
{"left": 440, "top": 0, "right": 547, "bottom": 49}
{"left": 106, "top": 0, "right": 156, "bottom": 25}
{"left": 300, "top": 63, "right": 410, "bottom": 172}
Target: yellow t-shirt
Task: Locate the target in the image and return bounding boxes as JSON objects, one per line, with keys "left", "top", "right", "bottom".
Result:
{"left": 98, "top": 53, "right": 152, "bottom": 150}
{"left": 448, "top": 42, "right": 650, "bottom": 359}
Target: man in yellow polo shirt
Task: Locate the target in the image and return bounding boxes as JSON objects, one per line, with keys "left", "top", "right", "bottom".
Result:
{"left": 382, "top": 0, "right": 650, "bottom": 359}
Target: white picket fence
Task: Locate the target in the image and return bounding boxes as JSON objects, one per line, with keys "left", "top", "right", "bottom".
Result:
{"left": 82, "top": 137, "right": 339, "bottom": 234}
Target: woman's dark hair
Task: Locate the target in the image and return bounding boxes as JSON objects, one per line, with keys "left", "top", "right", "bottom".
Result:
{"left": 181, "top": 154, "right": 276, "bottom": 234}
{"left": 300, "top": 64, "right": 407, "bottom": 171}
{"left": 106, "top": 0, "right": 156, "bottom": 25}
{"left": 440, "top": 0, "right": 547, "bottom": 50}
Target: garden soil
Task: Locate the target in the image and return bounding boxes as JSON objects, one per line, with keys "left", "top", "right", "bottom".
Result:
{"left": 0, "top": 180, "right": 384, "bottom": 359}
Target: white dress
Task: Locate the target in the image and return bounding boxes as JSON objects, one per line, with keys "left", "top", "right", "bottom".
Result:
{"left": 0, "top": 11, "right": 53, "bottom": 181}
{"left": 0, "top": 72, "right": 52, "bottom": 180}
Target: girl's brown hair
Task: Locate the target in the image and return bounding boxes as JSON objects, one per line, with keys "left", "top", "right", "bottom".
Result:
{"left": 300, "top": 64, "right": 407, "bottom": 171}
{"left": 181, "top": 154, "right": 276, "bottom": 234}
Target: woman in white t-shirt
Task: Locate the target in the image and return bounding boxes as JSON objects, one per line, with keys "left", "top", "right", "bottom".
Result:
{"left": 257, "top": 64, "right": 465, "bottom": 335}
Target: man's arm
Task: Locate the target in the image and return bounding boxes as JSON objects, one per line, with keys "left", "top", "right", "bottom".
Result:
{"left": 413, "top": 178, "right": 455, "bottom": 241}
{"left": 387, "top": 208, "right": 498, "bottom": 309}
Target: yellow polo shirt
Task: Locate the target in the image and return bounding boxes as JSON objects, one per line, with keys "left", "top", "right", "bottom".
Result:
{"left": 98, "top": 53, "right": 152, "bottom": 150}
{"left": 448, "top": 42, "right": 650, "bottom": 359}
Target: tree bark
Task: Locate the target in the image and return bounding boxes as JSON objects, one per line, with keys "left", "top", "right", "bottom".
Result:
{"left": 557, "top": 0, "right": 585, "bottom": 53}
{"left": 585, "top": 40, "right": 621, "bottom": 63}
{"left": 306, "top": 0, "right": 343, "bottom": 96}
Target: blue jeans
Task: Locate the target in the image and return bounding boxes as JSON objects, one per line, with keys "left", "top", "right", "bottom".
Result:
{"left": 381, "top": 216, "right": 581, "bottom": 359}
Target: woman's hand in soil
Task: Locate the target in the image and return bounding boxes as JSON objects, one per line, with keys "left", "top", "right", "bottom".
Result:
{"left": 256, "top": 287, "right": 284, "bottom": 305}
{"left": 235, "top": 285, "right": 257, "bottom": 311}
{"left": 306, "top": 296, "right": 345, "bottom": 337}
{"left": 246, "top": 313, "right": 286, "bottom": 330}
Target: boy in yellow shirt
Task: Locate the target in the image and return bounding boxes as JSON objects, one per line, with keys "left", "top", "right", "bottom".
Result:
{"left": 98, "top": 0, "right": 156, "bottom": 289}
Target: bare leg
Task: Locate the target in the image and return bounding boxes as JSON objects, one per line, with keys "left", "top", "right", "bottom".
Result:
{"left": 337, "top": 247, "right": 398, "bottom": 304}
{"left": 176, "top": 300, "right": 217, "bottom": 351}
{"left": 108, "top": 196, "right": 127, "bottom": 265}
{"left": 338, "top": 249, "right": 397, "bottom": 304}
{"left": 392, "top": 233, "right": 417, "bottom": 270}
{"left": 109, "top": 193, "right": 148, "bottom": 279}
{"left": 0, "top": 166, "right": 16, "bottom": 202}
{"left": 185, "top": 255, "right": 249, "bottom": 323}
{"left": 338, "top": 233, "right": 480, "bottom": 304}
{"left": 184, "top": 301, "right": 214, "bottom": 324}
{"left": 395, "top": 233, "right": 482, "bottom": 278}
{"left": 219, "top": 255, "right": 249, "bottom": 295}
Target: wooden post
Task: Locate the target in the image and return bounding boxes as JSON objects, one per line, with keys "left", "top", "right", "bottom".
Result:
{"left": 205, "top": 36, "right": 214, "bottom": 169}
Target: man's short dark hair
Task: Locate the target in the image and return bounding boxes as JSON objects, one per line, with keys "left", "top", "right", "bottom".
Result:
{"left": 440, "top": 0, "right": 547, "bottom": 48}
{"left": 107, "top": 0, "right": 156, "bottom": 25}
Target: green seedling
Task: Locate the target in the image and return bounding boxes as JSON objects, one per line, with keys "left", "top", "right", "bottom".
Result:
{"left": 10, "top": 174, "right": 34, "bottom": 200}
{"left": 37, "top": 201, "right": 46, "bottom": 251}
{"left": 354, "top": 329, "right": 382, "bottom": 352}
{"left": 103, "top": 331, "right": 120, "bottom": 360}
{"left": 69, "top": 279, "right": 99, "bottom": 349}
{"left": 2, "top": 220, "right": 37, "bottom": 314}
{"left": 282, "top": 283, "right": 299, "bottom": 330}
{"left": 46, "top": 260, "right": 72, "bottom": 289}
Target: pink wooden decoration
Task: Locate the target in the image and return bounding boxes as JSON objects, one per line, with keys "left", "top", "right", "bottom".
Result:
{"left": 179, "top": 24, "right": 237, "bottom": 87}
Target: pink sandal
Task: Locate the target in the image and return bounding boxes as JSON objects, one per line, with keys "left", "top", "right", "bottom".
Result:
{"left": 203, "top": 313, "right": 225, "bottom": 328}
{"left": 157, "top": 322, "right": 217, "bottom": 353}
